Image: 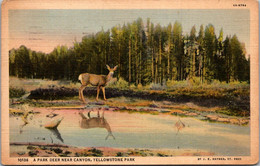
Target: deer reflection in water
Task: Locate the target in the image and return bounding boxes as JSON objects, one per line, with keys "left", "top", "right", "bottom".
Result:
{"left": 79, "top": 110, "right": 115, "bottom": 140}
{"left": 175, "top": 118, "right": 185, "bottom": 135}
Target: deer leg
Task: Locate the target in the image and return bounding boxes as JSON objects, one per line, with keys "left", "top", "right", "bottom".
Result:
{"left": 96, "top": 86, "right": 101, "bottom": 101}
{"left": 102, "top": 110, "right": 104, "bottom": 118}
{"left": 97, "top": 111, "right": 100, "bottom": 118}
{"left": 80, "top": 86, "right": 86, "bottom": 103}
{"left": 101, "top": 87, "right": 107, "bottom": 101}
{"left": 79, "top": 112, "right": 87, "bottom": 119}
{"left": 80, "top": 85, "right": 88, "bottom": 103}
{"left": 79, "top": 85, "right": 84, "bottom": 100}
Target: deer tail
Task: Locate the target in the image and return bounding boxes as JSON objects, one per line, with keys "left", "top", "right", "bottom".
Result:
{"left": 78, "top": 74, "right": 83, "bottom": 83}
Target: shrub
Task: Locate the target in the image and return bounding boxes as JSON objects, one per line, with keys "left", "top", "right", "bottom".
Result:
{"left": 149, "top": 83, "right": 167, "bottom": 90}
{"left": 129, "top": 83, "right": 136, "bottom": 89}
{"left": 116, "top": 77, "right": 128, "bottom": 89}
{"left": 116, "top": 152, "right": 123, "bottom": 157}
{"left": 9, "top": 87, "right": 26, "bottom": 98}
{"left": 187, "top": 76, "right": 201, "bottom": 87}
{"left": 107, "top": 77, "right": 128, "bottom": 89}
{"left": 137, "top": 83, "right": 143, "bottom": 89}
{"left": 166, "top": 80, "right": 187, "bottom": 89}
{"left": 229, "top": 81, "right": 249, "bottom": 88}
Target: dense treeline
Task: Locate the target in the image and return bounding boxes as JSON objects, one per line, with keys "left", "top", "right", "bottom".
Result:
{"left": 9, "top": 18, "right": 250, "bottom": 85}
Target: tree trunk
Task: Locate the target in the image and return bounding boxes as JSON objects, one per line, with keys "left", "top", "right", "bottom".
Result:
{"left": 159, "top": 36, "right": 162, "bottom": 84}
{"left": 155, "top": 52, "right": 158, "bottom": 84}
{"left": 151, "top": 37, "right": 154, "bottom": 83}
{"left": 167, "top": 50, "right": 170, "bottom": 81}
{"left": 135, "top": 35, "right": 138, "bottom": 85}
{"left": 139, "top": 51, "right": 141, "bottom": 85}
{"left": 118, "top": 43, "right": 121, "bottom": 78}
{"left": 128, "top": 38, "right": 131, "bottom": 85}
{"left": 167, "top": 37, "right": 171, "bottom": 81}
{"left": 202, "top": 53, "right": 206, "bottom": 83}
{"left": 192, "top": 51, "right": 195, "bottom": 77}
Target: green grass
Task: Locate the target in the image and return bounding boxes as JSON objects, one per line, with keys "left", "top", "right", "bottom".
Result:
{"left": 216, "top": 108, "right": 249, "bottom": 117}
{"left": 9, "top": 77, "right": 250, "bottom": 117}
{"left": 10, "top": 77, "right": 249, "bottom": 100}
{"left": 9, "top": 87, "right": 26, "bottom": 98}
{"left": 114, "top": 109, "right": 159, "bottom": 115}
{"left": 11, "top": 97, "right": 80, "bottom": 108}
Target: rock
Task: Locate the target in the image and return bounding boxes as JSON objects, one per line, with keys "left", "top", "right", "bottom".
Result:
{"left": 104, "top": 107, "right": 109, "bottom": 110}
{"left": 44, "top": 117, "right": 64, "bottom": 129}
{"left": 162, "top": 101, "right": 173, "bottom": 105}
{"left": 46, "top": 113, "right": 58, "bottom": 118}
{"left": 34, "top": 137, "right": 46, "bottom": 140}
{"left": 149, "top": 104, "right": 159, "bottom": 108}
{"left": 107, "top": 108, "right": 114, "bottom": 111}
{"left": 53, "top": 148, "right": 63, "bottom": 154}
{"left": 119, "top": 106, "right": 127, "bottom": 110}
{"left": 113, "top": 107, "right": 120, "bottom": 111}
{"left": 240, "top": 119, "right": 249, "bottom": 125}
{"left": 9, "top": 108, "right": 24, "bottom": 115}
{"left": 28, "top": 150, "right": 39, "bottom": 157}
{"left": 205, "top": 115, "right": 219, "bottom": 121}
{"left": 149, "top": 101, "right": 160, "bottom": 108}
{"left": 64, "top": 151, "right": 72, "bottom": 155}
{"left": 185, "top": 112, "right": 198, "bottom": 116}
{"left": 116, "top": 152, "right": 123, "bottom": 157}
{"left": 230, "top": 118, "right": 240, "bottom": 125}
{"left": 27, "top": 145, "right": 36, "bottom": 150}
{"left": 217, "top": 118, "right": 230, "bottom": 123}
{"left": 89, "top": 101, "right": 105, "bottom": 105}
{"left": 17, "top": 152, "right": 25, "bottom": 155}
{"left": 139, "top": 108, "right": 145, "bottom": 111}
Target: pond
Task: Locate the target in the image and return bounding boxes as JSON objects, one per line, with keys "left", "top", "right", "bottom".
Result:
{"left": 10, "top": 108, "right": 250, "bottom": 156}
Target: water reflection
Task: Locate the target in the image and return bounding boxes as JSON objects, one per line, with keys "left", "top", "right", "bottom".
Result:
{"left": 44, "top": 116, "right": 64, "bottom": 143}
{"left": 47, "top": 127, "right": 64, "bottom": 143}
{"left": 175, "top": 118, "right": 185, "bottom": 135}
{"left": 10, "top": 109, "right": 250, "bottom": 156}
{"left": 19, "top": 111, "right": 30, "bottom": 134}
{"left": 19, "top": 122, "right": 28, "bottom": 134}
{"left": 79, "top": 111, "right": 115, "bottom": 140}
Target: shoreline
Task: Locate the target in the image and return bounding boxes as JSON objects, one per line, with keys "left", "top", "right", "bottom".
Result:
{"left": 10, "top": 142, "right": 215, "bottom": 157}
{"left": 10, "top": 98, "right": 250, "bottom": 126}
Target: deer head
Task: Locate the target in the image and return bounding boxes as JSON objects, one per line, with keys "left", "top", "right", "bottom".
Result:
{"left": 106, "top": 65, "right": 118, "bottom": 77}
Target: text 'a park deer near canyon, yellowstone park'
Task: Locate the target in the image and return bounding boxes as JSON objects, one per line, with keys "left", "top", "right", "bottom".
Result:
{"left": 78, "top": 65, "right": 118, "bottom": 103}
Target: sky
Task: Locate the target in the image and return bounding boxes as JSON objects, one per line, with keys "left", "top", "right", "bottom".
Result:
{"left": 9, "top": 9, "right": 250, "bottom": 54}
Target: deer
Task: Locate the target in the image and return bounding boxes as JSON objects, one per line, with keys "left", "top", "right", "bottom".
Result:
{"left": 78, "top": 65, "right": 118, "bottom": 103}
{"left": 79, "top": 110, "right": 115, "bottom": 140}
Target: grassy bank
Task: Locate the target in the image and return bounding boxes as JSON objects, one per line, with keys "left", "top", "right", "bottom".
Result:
{"left": 9, "top": 77, "right": 250, "bottom": 116}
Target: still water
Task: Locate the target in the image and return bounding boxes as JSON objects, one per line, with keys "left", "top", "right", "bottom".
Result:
{"left": 10, "top": 109, "right": 250, "bottom": 156}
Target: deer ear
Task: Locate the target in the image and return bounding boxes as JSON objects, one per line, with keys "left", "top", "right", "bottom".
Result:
{"left": 106, "top": 65, "right": 111, "bottom": 70}
{"left": 113, "top": 65, "right": 118, "bottom": 71}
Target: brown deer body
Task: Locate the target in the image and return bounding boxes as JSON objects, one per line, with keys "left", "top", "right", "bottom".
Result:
{"left": 78, "top": 65, "right": 117, "bottom": 103}
{"left": 79, "top": 111, "right": 115, "bottom": 140}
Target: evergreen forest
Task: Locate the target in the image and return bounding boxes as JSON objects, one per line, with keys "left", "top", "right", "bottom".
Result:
{"left": 9, "top": 18, "right": 250, "bottom": 85}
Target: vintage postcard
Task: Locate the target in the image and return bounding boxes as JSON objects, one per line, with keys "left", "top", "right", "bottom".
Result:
{"left": 1, "top": 0, "right": 259, "bottom": 165}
